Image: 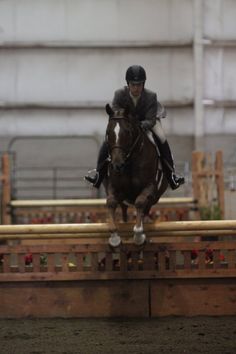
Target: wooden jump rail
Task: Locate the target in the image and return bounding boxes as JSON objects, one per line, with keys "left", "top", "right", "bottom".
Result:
{"left": 0, "top": 219, "right": 235, "bottom": 236}
{"left": 0, "top": 220, "right": 236, "bottom": 317}
{"left": 9, "top": 196, "right": 195, "bottom": 207}
{"left": 8, "top": 197, "right": 198, "bottom": 225}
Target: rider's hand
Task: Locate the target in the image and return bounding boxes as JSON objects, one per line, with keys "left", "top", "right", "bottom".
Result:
{"left": 140, "top": 121, "right": 150, "bottom": 130}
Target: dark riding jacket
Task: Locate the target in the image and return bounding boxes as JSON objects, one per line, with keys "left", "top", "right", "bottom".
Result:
{"left": 112, "top": 86, "right": 165, "bottom": 130}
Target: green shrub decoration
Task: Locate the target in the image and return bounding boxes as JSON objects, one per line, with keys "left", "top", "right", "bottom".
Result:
{"left": 200, "top": 204, "right": 222, "bottom": 220}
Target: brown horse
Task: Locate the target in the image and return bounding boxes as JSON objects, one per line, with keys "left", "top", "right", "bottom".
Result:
{"left": 104, "top": 104, "right": 168, "bottom": 247}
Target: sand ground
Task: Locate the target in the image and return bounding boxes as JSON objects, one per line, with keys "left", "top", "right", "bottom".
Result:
{"left": 0, "top": 316, "right": 236, "bottom": 354}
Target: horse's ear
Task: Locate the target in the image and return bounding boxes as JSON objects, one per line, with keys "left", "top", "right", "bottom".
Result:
{"left": 105, "top": 104, "right": 114, "bottom": 117}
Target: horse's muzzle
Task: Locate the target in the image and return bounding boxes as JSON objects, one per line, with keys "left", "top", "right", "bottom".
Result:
{"left": 111, "top": 162, "right": 125, "bottom": 172}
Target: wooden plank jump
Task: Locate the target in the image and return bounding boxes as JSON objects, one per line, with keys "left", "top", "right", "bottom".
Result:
{"left": 0, "top": 152, "right": 230, "bottom": 318}
{"left": 0, "top": 220, "right": 236, "bottom": 318}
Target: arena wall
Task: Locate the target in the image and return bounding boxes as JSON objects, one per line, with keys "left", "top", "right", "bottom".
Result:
{"left": 0, "top": 0, "right": 236, "bottom": 167}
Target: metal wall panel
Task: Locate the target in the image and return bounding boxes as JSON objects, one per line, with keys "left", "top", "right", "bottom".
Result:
{"left": 0, "top": 0, "right": 193, "bottom": 42}
{"left": 0, "top": 48, "right": 193, "bottom": 103}
{"left": 0, "top": 107, "right": 193, "bottom": 136}
{"left": 204, "top": 0, "right": 236, "bottom": 39}
{"left": 0, "top": 0, "right": 236, "bottom": 163}
{"left": 205, "top": 48, "right": 236, "bottom": 100}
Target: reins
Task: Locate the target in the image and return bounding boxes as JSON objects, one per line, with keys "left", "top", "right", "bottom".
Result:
{"left": 123, "top": 132, "right": 142, "bottom": 162}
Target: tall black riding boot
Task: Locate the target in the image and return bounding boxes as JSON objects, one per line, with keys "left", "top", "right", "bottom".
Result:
{"left": 84, "top": 141, "right": 109, "bottom": 188}
{"left": 156, "top": 140, "right": 185, "bottom": 190}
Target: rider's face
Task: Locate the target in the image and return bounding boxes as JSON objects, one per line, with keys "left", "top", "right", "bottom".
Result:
{"left": 128, "top": 82, "right": 144, "bottom": 97}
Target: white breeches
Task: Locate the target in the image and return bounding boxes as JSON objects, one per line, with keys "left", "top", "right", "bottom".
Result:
{"left": 151, "top": 119, "right": 166, "bottom": 144}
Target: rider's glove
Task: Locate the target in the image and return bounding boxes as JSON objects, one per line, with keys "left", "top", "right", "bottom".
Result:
{"left": 140, "top": 120, "right": 150, "bottom": 131}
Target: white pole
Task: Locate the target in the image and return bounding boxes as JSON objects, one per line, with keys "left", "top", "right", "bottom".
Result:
{"left": 194, "top": 0, "right": 204, "bottom": 150}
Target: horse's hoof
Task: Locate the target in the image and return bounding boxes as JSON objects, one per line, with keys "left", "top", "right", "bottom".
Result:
{"left": 133, "top": 233, "right": 146, "bottom": 246}
{"left": 109, "top": 233, "right": 121, "bottom": 248}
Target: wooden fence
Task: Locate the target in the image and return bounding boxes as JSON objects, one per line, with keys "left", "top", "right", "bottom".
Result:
{"left": 0, "top": 153, "right": 198, "bottom": 223}
{"left": 0, "top": 220, "right": 236, "bottom": 318}
{"left": 1, "top": 151, "right": 225, "bottom": 224}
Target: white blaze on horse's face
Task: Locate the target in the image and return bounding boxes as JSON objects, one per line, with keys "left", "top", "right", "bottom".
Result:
{"left": 114, "top": 122, "right": 120, "bottom": 144}
{"left": 110, "top": 120, "right": 126, "bottom": 171}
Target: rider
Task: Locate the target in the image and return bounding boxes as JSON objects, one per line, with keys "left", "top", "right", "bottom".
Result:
{"left": 85, "top": 65, "right": 184, "bottom": 190}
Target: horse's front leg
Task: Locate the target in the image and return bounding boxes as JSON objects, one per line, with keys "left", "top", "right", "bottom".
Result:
{"left": 121, "top": 203, "right": 128, "bottom": 222}
{"left": 133, "top": 186, "right": 154, "bottom": 245}
{"left": 133, "top": 207, "right": 146, "bottom": 245}
{"left": 107, "top": 195, "right": 121, "bottom": 247}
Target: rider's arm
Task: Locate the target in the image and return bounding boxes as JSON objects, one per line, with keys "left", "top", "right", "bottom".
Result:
{"left": 142, "top": 93, "right": 166, "bottom": 130}
{"left": 156, "top": 100, "right": 166, "bottom": 119}
{"left": 141, "top": 92, "right": 158, "bottom": 129}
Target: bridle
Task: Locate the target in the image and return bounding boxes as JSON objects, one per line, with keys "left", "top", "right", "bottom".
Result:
{"left": 106, "top": 116, "right": 143, "bottom": 166}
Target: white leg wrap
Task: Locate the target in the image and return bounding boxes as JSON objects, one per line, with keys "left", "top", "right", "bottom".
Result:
{"left": 133, "top": 225, "right": 143, "bottom": 234}
{"left": 133, "top": 232, "right": 146, "bottom": 246}
{"left": 133, "top": 224, "right": 146, "bottom": 245}
{"left": 108, "top": 232, "right": 121, "bottom": 247}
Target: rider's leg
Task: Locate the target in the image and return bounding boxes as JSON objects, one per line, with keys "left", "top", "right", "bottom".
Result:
{"left": 84, "top": 141, "right": 109, "bottom": 188}
{"left": 151, "top": 120, "right": 185, "bottom": 190}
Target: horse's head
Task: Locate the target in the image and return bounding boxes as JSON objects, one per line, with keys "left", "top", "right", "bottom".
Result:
{"left": 105, "top": 104, "right": 140, "bottom": 172}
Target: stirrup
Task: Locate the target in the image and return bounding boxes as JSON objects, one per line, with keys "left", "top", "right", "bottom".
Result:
{"left": 169, "top": 173, "right": 185, "bottom": 190}
{"left": 84, "top": 169, "right": 99, "bottom": 187}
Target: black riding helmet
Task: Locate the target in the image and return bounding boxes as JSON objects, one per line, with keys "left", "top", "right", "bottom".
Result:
{"left": 125, "top": 65, "right": 146, "bottom": 84}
